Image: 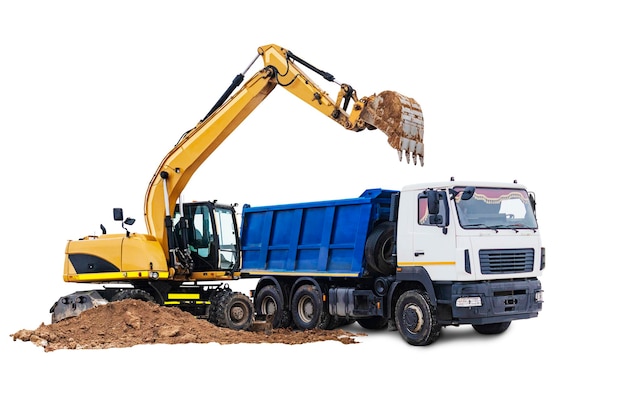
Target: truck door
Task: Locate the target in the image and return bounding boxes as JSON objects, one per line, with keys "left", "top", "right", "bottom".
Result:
{"left": 411, "top": 190, "right": 456, "bottom": 281}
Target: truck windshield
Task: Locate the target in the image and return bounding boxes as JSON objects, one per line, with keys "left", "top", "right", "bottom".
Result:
{"left": 453, "top": 187, "right": 538, "bottom": 230}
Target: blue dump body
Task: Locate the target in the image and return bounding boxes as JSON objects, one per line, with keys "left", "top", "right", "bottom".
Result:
{"left": 240, "top": 189, "right": 397, "bottom": 276}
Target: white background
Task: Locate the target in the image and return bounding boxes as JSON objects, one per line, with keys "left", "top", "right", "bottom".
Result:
{"left": 1, "top": 1, "right": 623, "bottom": 415}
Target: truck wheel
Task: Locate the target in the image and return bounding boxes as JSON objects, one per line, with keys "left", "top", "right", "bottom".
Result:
{"left": 318, "top": 312, "right": 342, "bottom": 330}
{"left": 254, "top": 285, "right": 290, "bottom": 329}
{"left": 365, "top": 222, "right": 395, "bottom": 276}
{"left": 472, "top": 321, "right": 511, "bottom": 335}
{"left": 111, "top": 289, "right": 156, "bottom": 303}
{"left": 291, "top": 284, "right": 322, "bottom": 330}
{"left": 357, "top": 316, "right": 388, "bottom": 330}
{"left": 215, "top": 291, "right": 254, "bottom": 331}
{"left": 395, "top": 290, "right": 441, "bottom": 346}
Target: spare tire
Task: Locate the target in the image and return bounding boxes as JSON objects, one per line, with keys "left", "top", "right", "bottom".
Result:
{"left": 365, "top": 222, "right": 396, "bottom": 276}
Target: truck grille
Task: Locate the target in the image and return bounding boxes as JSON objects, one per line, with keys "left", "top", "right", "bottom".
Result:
{"left": 479, "top": 248, "right": 534, "bottom": 274}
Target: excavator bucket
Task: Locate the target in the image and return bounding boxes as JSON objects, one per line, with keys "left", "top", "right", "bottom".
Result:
{"left": 360, "top": 91, "right": 424, "bottom": 166}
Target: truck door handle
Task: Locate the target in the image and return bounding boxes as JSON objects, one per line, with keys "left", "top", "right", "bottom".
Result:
{"left": 414, "top": 252, "right": 425, "bottom": 257}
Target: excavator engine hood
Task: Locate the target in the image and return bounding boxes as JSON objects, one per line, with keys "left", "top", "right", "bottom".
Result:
{"left": 360, "top": 91, "right": 424, "bottom": 166}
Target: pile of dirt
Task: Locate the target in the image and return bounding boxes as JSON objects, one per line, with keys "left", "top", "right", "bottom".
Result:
{"left": 10, "top": 299, "right": 363, "bottom": 352}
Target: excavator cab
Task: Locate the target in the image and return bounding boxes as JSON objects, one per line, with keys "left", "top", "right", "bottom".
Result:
{"left": 172, "top": 201, "right": 241, "bottom": 274}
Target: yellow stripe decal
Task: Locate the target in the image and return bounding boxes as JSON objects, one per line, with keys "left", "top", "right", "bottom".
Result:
{"left": 398, "top": 261, "right": 456, "bottom": 267}
{"left": 164, "top": 300, "right": 211, "bottom": 305}
{"left": 242, "top": 270, "right": 360, "bottom": 277}
{"left": 168, "top": 293, "right": 200, "bottom": 300}
{"left": 70, "top": 271, "right": 169, "bottom": 281}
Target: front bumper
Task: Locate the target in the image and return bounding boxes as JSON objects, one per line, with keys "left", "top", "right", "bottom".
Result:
{"left": 450, "top": 278, "right": 543, "bottom": 325}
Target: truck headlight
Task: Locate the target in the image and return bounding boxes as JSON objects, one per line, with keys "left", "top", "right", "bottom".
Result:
{"left": 456, "top": 296, "right": 482, "bottom": 307}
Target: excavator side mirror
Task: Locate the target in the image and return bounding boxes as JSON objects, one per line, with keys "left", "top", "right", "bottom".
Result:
{"left": 113, "top": 208, "right": 124, "bottom": 221}
{"left": 114, "top": 208, "right": 135, "bottom": 236}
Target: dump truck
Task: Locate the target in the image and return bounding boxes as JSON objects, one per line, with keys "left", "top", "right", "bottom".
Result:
{"left": 241, "top": 182, "right": 544, "bottom": 346}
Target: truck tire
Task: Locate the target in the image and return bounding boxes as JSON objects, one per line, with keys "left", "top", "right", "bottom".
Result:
{"left": 394, "top": 290, "right": 441, "bottom": 346}
{"left": 472, "top": 321, "right": 511, "bottom": 335}
{"left": 357, "top": 316, "right": 388, "bottom": 330}
{"left": 214, "top": 291, "right": 254, "bottom": 331}
{"left": 365, "top": 222, "right": 395, "bottom": 276}
{"left": 254, "top": 284, "right": 291, "bottom": 329}
{"left": 291, "top": 284, "right": 322, "bottom": 330}
{"left": 111, "top": 288, "right": 156, "bottom": 303}
{"left": 318, "top": 312, "right": 342, "bottom": 330}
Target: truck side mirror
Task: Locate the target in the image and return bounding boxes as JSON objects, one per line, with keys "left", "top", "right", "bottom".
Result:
{"left": 461, "top": 186, "right": 475, "bottom": 201}
{"left": 427, "top": 190, "right": 439, "bottom": 214}
{"left": 429, "top": 214, "right": 443, "bottom": 225}
{"left": 426, "top": 190, "right": 449, "bottom": 232}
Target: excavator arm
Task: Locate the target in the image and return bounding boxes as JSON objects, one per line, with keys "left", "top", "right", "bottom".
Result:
{"left": 145, "top": 44, "right": 424, "bottom": 260}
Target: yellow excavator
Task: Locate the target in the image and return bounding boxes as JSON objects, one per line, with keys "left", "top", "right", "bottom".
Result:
{"left": 51, "top": 43, "right": 424, "bottom": 330}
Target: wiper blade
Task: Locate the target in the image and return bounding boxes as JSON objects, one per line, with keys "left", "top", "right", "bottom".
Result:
{"left": 464, "top": 223, "right": 500, "bottom": 232}
{"left": 464, "top": 223, "right": 494, "bottom": 229}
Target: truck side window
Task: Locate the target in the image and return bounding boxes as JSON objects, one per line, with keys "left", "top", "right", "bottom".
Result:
{"left": 417, "top": 194, "right": 441, "bottom": 226}
{"left": 417, "top": 190, "right": 448, "bottom": 227}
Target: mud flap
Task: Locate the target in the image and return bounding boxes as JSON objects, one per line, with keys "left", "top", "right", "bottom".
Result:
{"left": 50, "top": 290, "right": 109, "bottom": 323}
{"left": 360, "top": 91, "right": 424, "bottom": 166}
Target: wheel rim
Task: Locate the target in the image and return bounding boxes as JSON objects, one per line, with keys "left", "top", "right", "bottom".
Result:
{"left": 403, "top": 304, "right": 424, "bottom": 334}
{"left": 230, "top": 302, "right": 246, "bottom": 324}
{"left": 297, "top": 296, "right": 315, "bottom": 324}
{"left": 261, "top": 298, "right": 277, "bottom": 316}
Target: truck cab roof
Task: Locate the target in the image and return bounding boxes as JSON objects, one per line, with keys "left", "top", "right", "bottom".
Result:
{"left": 401, "top": 180, "right": 528, "bottom": 192}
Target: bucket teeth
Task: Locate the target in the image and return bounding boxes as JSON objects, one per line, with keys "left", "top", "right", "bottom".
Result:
{"left": 359, "top": 91, "right": 424, "bottom": 166}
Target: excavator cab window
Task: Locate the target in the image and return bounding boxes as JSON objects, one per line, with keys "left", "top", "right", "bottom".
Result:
{"left": 173, "top": 203, "right": 217, "bottom": 272}
{"left": 214, "top": 206, "right": 239, "bottom": 270}
{"left": 173, "top": 202, "right": 240, "bottom": 272}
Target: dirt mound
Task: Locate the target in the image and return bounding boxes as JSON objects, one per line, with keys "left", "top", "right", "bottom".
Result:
{"left": 10, "top": 299, "right": 363, "bottom": 352}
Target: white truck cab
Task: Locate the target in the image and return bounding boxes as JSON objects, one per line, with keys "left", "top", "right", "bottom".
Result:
{"left": 395, "top": 180, "right": 544, "bottom": 331}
